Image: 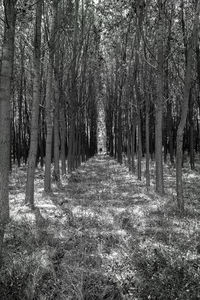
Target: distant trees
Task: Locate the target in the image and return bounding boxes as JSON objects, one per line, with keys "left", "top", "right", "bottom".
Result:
{"left": 176, "top": 0, "right": 200, "bottom": 212}
{"left": 103, "top": 0, "right": 200, "bottom": 213}
{"left": 8, "top": 0, "right": 99, "bottom": 206}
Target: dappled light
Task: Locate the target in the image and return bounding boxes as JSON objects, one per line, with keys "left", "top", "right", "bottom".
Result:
{"left": 1, "top": 155, "right": 200, "bottom": 299}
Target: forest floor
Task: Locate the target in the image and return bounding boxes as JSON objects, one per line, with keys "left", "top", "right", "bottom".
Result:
{"left": 1, "top": 155, "right": 200, "bottom": 299}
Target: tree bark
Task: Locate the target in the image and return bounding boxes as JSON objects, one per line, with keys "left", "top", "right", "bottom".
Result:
{"left": 145, "top": 94, "right": 150, "bottom": 188}
{"left": 25, "top": 0, "right": 43, "bottom": 207}
{"left": 155, "top": 0, "right": 164, "bottom": 195}
{"left": 17, "top": 41, "right": 24, "bottom": 167}
{"left": 137, "top": 108, "right": 142, "bottom": 181}
{"left": 131, "top": 119, "right": 136, "bottom": 173}
{"left": 60, "top": 93, "right": 67, "bottom": 175}
{"left": 189, "top": 91, "right": 195, "bottom": 170}
{"left": 53, "top": 83, "right": 60, "bottom": 183}
{"left": 0, "top": 0, "right": 17, "bottom": 263}
{"left": 44, "top": 62, "right": 54, "bottom": 192}
{"left": 44, "top": 0, "right": 58, "bottom": 192}
{"left": 68, "top": 0, "right": 79, "bottom": 171}
{"left": 133, "top": 1, "right": 144, "bottom": 180}
{"left": 117, "top": 105, "right": 122, "bottom": 164}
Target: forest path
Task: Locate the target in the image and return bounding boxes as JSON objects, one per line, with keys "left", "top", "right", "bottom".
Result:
{"left": 8, "top": 155, "right": 200, "bottom": 299}
{"left": 61, "top": 154, "right": 155, "bottom": 232}
{"left": 45, "top": 154, "right": 175, "bottom": 298}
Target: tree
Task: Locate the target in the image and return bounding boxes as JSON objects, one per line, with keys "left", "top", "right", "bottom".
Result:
{"left": 0, "top": 0, "right": 17, "bottom": 263}
{"left": 25, "top": 0, "right": 43, "bottom": 207}
{"left": 176, "top": 1, "right": 200, "bottom": 213}
{"left": 134, "top": 0, "right": 145, "bottom": 180}
{"left": 155, "top": 0, "right": 164, "bottom": 195}
{"left": 44, "top": 0, "right": 58, "bottom": 193}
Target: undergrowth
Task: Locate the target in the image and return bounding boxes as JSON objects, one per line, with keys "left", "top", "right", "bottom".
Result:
{"left": 2, "top": 155, "right": 200, "bottom": 299}
{"left": 132, "top": 245, "right": 200, "bottom": 299}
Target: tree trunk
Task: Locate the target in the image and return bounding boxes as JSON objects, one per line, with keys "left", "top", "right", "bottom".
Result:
{"left": 117, "top": 106, "right": 122, "bottom": 164}
{"left": 25, "top": 0, "right": 43, "bottom": 207}
{"left": 126, "top": 110, "right": 131, "bottom": 171}
{"left": 17, "top": 42, "right": 24, "bottom": 167}
{"left": 189, "top": 91, "right": 195, "bottom": 170}
{"left": 44, "top": 0, "right": 58, "bottom": 192}
{"left": 53, "top": 85, "right": 60, "bottom": 183}
{"left": 0, "top": 0, "right": 17, "bottom": 263}
{"left": 44, "top": 63, "right": 53, "bottom": 192}
{"left": 131, "top": 119, "right": 136, "bottom": 173}
{"left": 134, "top": 1, "right": 144, "bottom": 179}
{"left": 114, "top": 109, "right": 117, "bottom": 159}
{"left": 137, "top": 109, "right": 142, "bottom": 181}
{"left": 135, "top": 82, "right": 142, "bottom": 180}
{"left": 145, "top": 94, "right": 150, "bottom": 188}
{"left": 176, "top": 1, "right": 200, "bottom": 213}
{"left": 60, "top": 93, "right": 67, "bottom": 175}
{"left": 155, "top": 0, "right": 164, "bottom": 195}
{"left": 68, "top": 120, "right": 75, "bottom": 172}
{"left": 167, "top": 99, "right": 174, "bottom": 164}
{"left": 67, "top": 0, "right": 79, "bottom": 171}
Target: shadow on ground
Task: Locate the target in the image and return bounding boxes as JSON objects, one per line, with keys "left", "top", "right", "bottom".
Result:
{"left": 2, "top": 155, "right": 200, "bottom": 299}
{"left": 45, "top": 154, "right": 200, "bottom": 299}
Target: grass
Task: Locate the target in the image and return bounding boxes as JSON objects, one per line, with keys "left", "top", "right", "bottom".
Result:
{"left": 1, "top": 155, "right": 200, "bottom": 299}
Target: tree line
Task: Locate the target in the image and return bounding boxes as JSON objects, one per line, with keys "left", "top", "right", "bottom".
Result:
{"left": 103, "top": 0, "right": 200, "bottom": 211}
{"left": 0, "top": 0, "right": 100, "bottom": 262}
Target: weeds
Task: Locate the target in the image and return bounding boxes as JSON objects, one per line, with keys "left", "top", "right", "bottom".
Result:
{"left": 3, "top": 156, "right": 200, "bottom": 299}
{"left": 132, "top": 245, "right": 200, "bottom": 299}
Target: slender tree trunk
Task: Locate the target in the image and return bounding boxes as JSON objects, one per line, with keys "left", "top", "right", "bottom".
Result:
{"left": 114, "top": 109, "right": 117, "bottom": 159}
{"left": 155, "top": 0, "right": 164, "bottom": 195}
{"left": 145, "top": 94, "right": 150, "bottom": 188}
{"left": 176, "top": 1, "right": 200, "bottom": 212}
{"left": 40, "top": 112, "right": 45, "bottom": 168}
{"left": 68, "top": 120, "right": 75, "bottom": 172}
{"left": 134, "top": 1, "right": 144, "bottom": 180}
{"left": 135, "top": 82, "right": 142, "bottom": 180}
{"left": 11, "top": 103, "right": 16, "bottom": 164}
{"left": 44, "top": 63, "right": 53, "bottom": 192}
{"left": 163, "top": 115, "right": 168, "bottom": 164}
{"left": 149, "top": 101, "right": 155, "bottom": 160}
{"left": 137, "top": 109, "right": 142, "bottom": 181}
{"left": 67, "top": 0, "right": 79, "bottom": 171}
{"left": 117, "top": 106, "right": 122, "bottom": 164}
{"left": 17, "top": 42, "right": 24, "bottom": 167}
{"left": 60, "top": 93, "right": 67, "bottom": 175}
{"left": 126, "top": 111, "right": 131, "bottom": 170}
{"left": 25, "top": 0, "right": 43, "bottom": 207}
{"left": 0, "top": 0, "right": 17, "bottom": 263}
{"left": 189, "top": 91, "right": 195, "bottom": 169}
{"left": 44, "top": 1, "right": 58, "bottom": 192}
{"left": 53, "top": 85, "right": 60, "bottom": 183}
{"left": 127, "top": 132, "right": 131, "bottom": 170}
{"left": 131, "top": 119, "right": 136, "bottom": 173}
{"left": 168, "top": 99, "right": 174, "bottom": 164}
